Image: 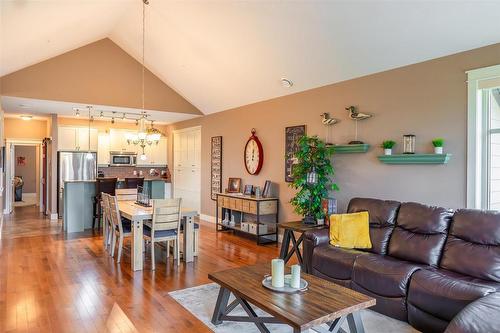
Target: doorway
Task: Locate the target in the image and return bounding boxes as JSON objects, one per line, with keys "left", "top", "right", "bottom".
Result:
{"left": 173, "top": 126, "right": 201, "bottom": 212}
{"left": 4, "top": 140, "right": 43, "bottom": 214}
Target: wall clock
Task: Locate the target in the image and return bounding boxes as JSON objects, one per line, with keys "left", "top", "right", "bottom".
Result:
{"left": 244, "top": 128, "right": 263, "bottom": 175}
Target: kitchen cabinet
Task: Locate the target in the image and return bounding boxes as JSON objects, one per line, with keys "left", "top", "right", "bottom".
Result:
{"left": 137, "top": 137, "right": 168, "bottom": 166}
{"left": 58, "top": 126, "right": 97, "bottom": 151}
{"left": 109, "top": 129, "right": 136, "bottom": 152}
{"left": 97, "top": 133, "right": 110, "bottom": 165}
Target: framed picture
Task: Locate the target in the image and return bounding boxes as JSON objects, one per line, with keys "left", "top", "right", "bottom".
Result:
{"left": 262, "top": 180, "right": 272, "bottom": 198}
{"left": 227, "top": 178, "right": 241, "bottom": 193}
{"left": 210, "top": 136, "right": 223, "bottom": 200}
{"left": 285, "top": 125, "right": 306, "bottom": 182}
{"left": 243, "top": 184, "right": 253, "bottom": 196}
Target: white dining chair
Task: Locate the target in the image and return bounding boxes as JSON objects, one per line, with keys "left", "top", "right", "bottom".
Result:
{"left": 143, "top": 198, "right": 182, "bottom": 270}
{"left": 115, "top": 188, "right": 138, "bottom": 201}
{"left": 107, "top": 194, "right": 132, "bottom": 263}
{"left": 101, "top": 193, "right": 113, "bottom": 252}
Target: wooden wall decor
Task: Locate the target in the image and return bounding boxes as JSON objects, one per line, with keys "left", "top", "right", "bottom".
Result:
{"left": 211, "top": 136, "right": 223, "bottom": 200}
{"left": 285, "top": 125, "right": 306, "bottom": 182}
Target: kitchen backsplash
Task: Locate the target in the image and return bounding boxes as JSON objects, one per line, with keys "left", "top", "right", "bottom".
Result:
{"left": 98, "top": 166, "right": 171, "bottom": 182}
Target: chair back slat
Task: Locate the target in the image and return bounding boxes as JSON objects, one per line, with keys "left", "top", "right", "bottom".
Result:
{"left": 116, "top": 188, "right": 138, "bottom": 201}
{"left": 107, "top": 194, "right": 124, "bottom": 234}
{"left": 151, "top": 198, "right": 182, "bottom": 234}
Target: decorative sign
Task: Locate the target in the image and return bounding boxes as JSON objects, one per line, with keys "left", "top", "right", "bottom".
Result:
{"left": 17, "top": 156, "right": 26, "bottom": 166}
{"left": 210, "top": 136, "right": 223, "bottom": 200}
{"left": 285, "top": 125, "right": 306, "bottom": 182}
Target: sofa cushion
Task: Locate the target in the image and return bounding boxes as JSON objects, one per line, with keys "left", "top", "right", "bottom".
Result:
{"left": 388, "top": 202, "right": 453, "bottom": 266}
{"left": 445, "top": 292, "right": 500, "bottom": 333}
{"left": 347, "top": 197, "right": 400, "bottom": 254}
{"left": 440, "top": 209, "right": 500, "bottom": 282}
{"left": 352, "top": 253, "right": 422, "bottom": 298}
{"left": 311, "top": 245, "right": 365, "bottom": 282}
{"left": 351, "top": 282, "right": 408, "bottom": 321}
{"left": 408, "top": 268, "right": 499, "bottom": 323}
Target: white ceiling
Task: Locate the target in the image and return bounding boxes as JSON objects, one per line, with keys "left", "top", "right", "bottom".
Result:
{"left": 2, "top": 1, "right": 500, "bottom": 115}
{"left": 1, "top": 96, "right": 200, "bottom": 124}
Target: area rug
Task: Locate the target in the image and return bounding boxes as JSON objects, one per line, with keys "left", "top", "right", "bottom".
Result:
{"left": 169, "top": 283, "right": 419, "bottom": 333}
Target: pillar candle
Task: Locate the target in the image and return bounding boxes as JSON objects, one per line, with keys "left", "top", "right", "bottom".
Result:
{"left": 291, "top": 264, "right": 301, "bottom": 289}
{"left": 271, "top": 259, "right": 284, "bottom": 288}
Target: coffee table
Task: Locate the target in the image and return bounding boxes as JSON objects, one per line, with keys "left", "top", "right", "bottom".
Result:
{"left": 209, "top": 264, "right": 376, "bottom": 333}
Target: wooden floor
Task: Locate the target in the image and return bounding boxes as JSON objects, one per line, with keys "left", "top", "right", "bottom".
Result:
{"left": 0, "top": 206, "right": 281, "bottom": 333}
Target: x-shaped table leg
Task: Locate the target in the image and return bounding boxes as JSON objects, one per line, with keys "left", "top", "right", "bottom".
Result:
{"left": 283, "top": 232, "right": 305, "bottom": 265}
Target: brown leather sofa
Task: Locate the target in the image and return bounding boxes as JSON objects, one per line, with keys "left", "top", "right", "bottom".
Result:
{"left": 303, "top": 198, "right": 500, "bottom": 333}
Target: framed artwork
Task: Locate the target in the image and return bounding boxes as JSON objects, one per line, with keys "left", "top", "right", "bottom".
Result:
{"left": 17, "top": 156, "right": 26, "bottom": 166}
{"left": 210, "top": 136, "right": 223, "bottom": 200}
{"left": 262, "top": 180, "right": 272, "bottom": 198}
{"left": 243, "top": 184, "right": 253, "bottom": 196}
{"left": 227, "top": 178, "right": 241, "bottom": 193}
{"left": 285, "top": 125, "right": 306, "bottom": 182}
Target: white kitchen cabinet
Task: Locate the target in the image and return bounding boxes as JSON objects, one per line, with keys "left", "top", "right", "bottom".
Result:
{"left": 58, "top": 126, "right": 97, "bottom": 151}
{"left": 97, "top": 133, "right": 110, "bottom": 165}
{"left": 136, "top": 137, "right": 167, "bottom": 166}
{"left": 109, "top": 129, "right": 136, "bottom": 152}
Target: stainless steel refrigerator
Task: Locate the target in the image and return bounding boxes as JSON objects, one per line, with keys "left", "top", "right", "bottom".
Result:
{"left": 57, "top": 151, "right": 97, "bottom": 217}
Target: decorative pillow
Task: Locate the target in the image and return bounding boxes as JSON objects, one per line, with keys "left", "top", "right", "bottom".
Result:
{"left": 329, "top": 211, "right": 372, "bottom": 249}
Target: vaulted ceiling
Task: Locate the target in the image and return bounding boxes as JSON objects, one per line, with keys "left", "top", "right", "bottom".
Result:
{"left": 2, "top": 0, "right": 500, "bottom": 115}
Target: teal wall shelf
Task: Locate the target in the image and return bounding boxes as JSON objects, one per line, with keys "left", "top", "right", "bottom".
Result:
{"left": 378, "top": 154, "right": 452, "bottom": 164}
{"left": 329, "top": 144, "right": 370, "bottom": 154}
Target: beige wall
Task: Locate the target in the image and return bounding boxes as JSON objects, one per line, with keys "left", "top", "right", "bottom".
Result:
{"left": 4, "top": 118, "right": 48, "bottom": 140}
{"left": 14, "top": 145, "right": 37, "bottom": 193}
{"left": 170, "top": 43, "right": 500, "bottom": 221}
{"left": 1, "top": 38, "right": 201, "bottom": 115}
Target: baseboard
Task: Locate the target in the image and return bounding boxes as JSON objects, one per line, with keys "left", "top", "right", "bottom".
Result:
{"left": 199, "top": 214, "right": 215, "bottom": 223}
{"left": 23, "top": 192, "right": 37, "bottom": 197}
{"left": 50, "top": 213, "right": 58, "bottom": 220}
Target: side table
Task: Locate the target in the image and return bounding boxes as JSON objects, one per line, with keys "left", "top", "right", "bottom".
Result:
{"left": 278, "top": 221, "right": 327, "bottom": 268}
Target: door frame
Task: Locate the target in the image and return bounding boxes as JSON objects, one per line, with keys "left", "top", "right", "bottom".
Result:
{"left": 4, "top": 139, "right": 43, "bottom": 214}
{"left": 172, "top": 126, "right": 201, "bottom": 212}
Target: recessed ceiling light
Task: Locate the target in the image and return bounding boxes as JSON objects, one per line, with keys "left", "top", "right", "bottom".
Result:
{"left": 19, "top": 104, "right": 31, "bottom": 109}
{"left": 20, "top": 115, "right": 33, "bottom": 121}
{"left": 281, "top": 78, "right": 293, "bottom": 88}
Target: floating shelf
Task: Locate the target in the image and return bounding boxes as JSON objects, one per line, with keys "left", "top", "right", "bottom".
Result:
{"left": 328, "top": 144, "right": 370, "bottom": 154}
{"left": 378, "top": 154, "right": 452, "bottom": 165}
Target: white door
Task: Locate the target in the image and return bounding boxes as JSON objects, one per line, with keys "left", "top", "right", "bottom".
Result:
{"left": 173, "top": 127, "right": 201, "bottom": 212}
{"left": 4, "top": 143, "right": 14, "bottom": 214}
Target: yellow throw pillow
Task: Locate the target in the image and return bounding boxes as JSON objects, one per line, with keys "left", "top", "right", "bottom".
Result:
{"left": 329, "top": 211, "right": 372, "bottom": 249}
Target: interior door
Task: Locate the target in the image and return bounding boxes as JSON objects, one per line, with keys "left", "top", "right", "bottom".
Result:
{"left": 4, "top": 143, "right": 14, "bottom": 214}
{"left": 42, "top": 139, "right": 48, "bottom": 214}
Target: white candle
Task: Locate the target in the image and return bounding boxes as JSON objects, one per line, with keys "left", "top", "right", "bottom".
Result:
{"left": 291, "top": 264, "right": 301, "bottom": 289}
{"left": 271, "top": 259, "right": 284, "bottom": 288}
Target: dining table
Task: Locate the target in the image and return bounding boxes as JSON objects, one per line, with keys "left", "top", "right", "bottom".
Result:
{"left": 117, "top": 200, "right": 198, "bottom": 271}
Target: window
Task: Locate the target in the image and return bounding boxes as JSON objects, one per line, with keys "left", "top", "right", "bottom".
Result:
{"left": 467, "top": 65, "right": 500, "bottom": 209}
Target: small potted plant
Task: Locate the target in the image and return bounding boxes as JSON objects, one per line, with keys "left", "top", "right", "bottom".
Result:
{"left": 381, "top": 140, "right": 396, "bottom": 155}
{"left": 432, "top": 138, "right": 444, "bottom": 154}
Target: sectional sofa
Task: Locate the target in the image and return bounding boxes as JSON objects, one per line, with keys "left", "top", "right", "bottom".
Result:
{"left": 303, "top": 197, "right": 500, "bottom": 333}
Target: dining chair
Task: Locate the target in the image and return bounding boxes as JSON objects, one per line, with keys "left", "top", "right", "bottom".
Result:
{"left": 93, "top": 178, "right": 117, "bottom": 229}
{"left": 107, "top": 194, "right": 132, "bottom": 263}
{"left": 115, "top": 188, "right": 138, "bottom": 201}
{"left": 125, "top": 177, "right": 144, "bottom": 189}
{"left": 101, "top": 193, "right": 113, "bottom": 252}
{"left": 143, "top": 198, "right": 182, "bottom": 270}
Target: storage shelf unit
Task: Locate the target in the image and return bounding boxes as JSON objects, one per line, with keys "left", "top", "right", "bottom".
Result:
{"left": 215, "top": 193, "right": 279, "bottom": 245}
{"left": 328, "top": 144, "right": 370, "bottom": 153}
{"left": 378, "top": 154, "right": 452, "bottom": 164}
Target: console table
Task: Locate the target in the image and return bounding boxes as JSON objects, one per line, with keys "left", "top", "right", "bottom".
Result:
{"left": 215, "top": 193, "right": 279, "bottom": 245}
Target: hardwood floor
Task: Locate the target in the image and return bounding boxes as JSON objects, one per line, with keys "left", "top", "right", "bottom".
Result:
{"left": 0, "top": 206, "right": 282, "bottom": 333}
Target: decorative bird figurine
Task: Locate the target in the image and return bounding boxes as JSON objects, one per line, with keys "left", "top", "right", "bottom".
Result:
{"left": 346, "top": 106, "right": 372, "bottom": 121}
{"left": 320, "top": 113, "right": 339, "bottom": 125}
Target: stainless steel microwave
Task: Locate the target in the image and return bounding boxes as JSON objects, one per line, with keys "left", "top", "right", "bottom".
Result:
{"left": 110, "top": 152, "right": 137, "bottom": 166}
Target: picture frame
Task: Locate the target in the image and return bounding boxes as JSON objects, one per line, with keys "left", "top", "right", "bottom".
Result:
{"left": 243, "top": 184, "right": 253, "bottom": 196}
{"left": 210, "top": 136, "right": 223, "bottom": 200}
{"left": 227, "top": 177, "right": 242, "bottom": 193}
{"left": 262, "top": 180, "right": 272, "bottom": 198}
{"left": 285, "top": 125, "right": 306, "bottom": 182}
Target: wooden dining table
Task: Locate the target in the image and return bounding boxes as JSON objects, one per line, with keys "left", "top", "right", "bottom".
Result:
{"left": 117, "top": 200, "right": 198, "bottom": 271}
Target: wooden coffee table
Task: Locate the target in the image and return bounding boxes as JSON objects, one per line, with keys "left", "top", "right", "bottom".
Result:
{"left": 209, "top": 264, "right": 375, "bottom": 333}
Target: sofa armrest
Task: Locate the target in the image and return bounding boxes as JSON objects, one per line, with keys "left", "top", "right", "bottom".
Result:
{"left": 302, "top": 228, "right": 330, "bottom": 274}
{"left": 445, "top": 292, "right": 500, "bottom": 333}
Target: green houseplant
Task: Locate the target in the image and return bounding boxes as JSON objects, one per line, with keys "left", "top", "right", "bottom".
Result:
{"left": 289, "top": 135, "right": 339, "bottom": 224}
{"left": 381, "top": 140, "right": 396, "bottom": 155}
{"left": 432, "top": 138, "right": 444, "bottom": 154}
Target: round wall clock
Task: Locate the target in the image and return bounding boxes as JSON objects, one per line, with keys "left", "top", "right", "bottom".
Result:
{"left": 244, "top": 128, "right": 264, "bottom": 175}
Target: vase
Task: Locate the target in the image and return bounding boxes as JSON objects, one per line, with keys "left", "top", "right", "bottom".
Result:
{"left": 384, "top": 148, "right": 392, "bottom": 155}
{"left": 434, "top": 147, "right": 443, "bottom": 154}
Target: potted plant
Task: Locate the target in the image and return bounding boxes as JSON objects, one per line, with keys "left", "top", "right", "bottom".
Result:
{"left": 432, "top": 138, "right": 444, "bottom": 154}
{"left": 381, "top": 140, "right": 396, "bottom": 155}
{"left": 289, "top": 135, "right": 339, "bottom": 224}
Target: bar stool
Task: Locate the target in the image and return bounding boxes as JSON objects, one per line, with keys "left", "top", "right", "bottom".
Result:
{"left": 93, "top": 178, "right": 117, "bottom": 229}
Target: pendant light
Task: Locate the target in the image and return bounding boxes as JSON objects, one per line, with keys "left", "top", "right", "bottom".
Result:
{"left": 85, "top": 106, "right": 94, "bottom": 160}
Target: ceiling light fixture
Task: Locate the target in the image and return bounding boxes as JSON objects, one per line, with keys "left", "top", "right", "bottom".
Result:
{"left": 100, "top": 111, "right": 104, "bottom": 118}
{"left": 19, "top": 104, "right": 31, "bottom": 109}
{"left": 281, "top": 78, "right": 293, "bottom": 88}
{"left": 20, "top": 115, "right": 32, "bottom": 121}
{"left": 75, "top": 109, "right": 80, "bottom": 117}
{"left": 85, "top": 106, "right": 94, "bottom": 160}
